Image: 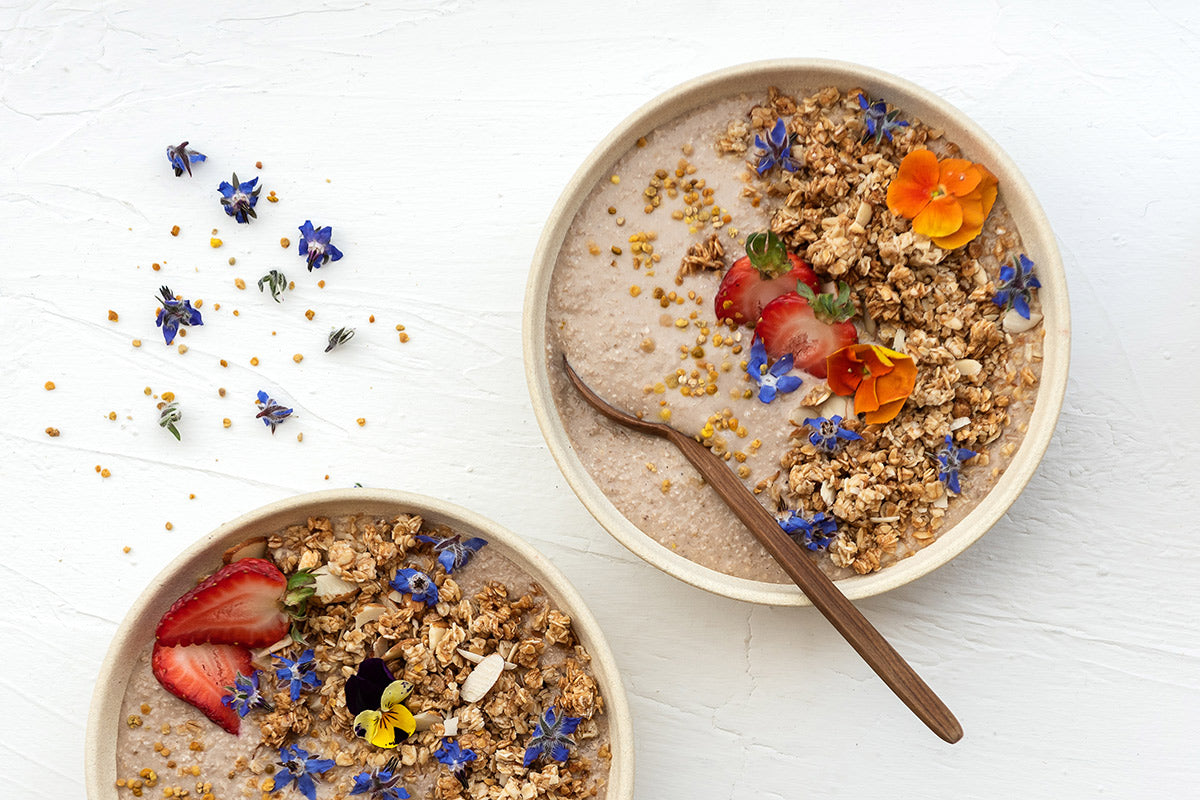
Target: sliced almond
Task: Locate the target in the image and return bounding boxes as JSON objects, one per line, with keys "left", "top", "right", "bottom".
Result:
{"left": 1002, "top": 308, "right": 1043, "bottom": 334}
{"left": 221, "top": 536, "right": 268, "bottom": 564}
{"left": 311, "top": 564, "right": 358, "bottom": 604}
{"left": 412, "top": 711, "right": 442, "bottom": 732}
{"left": 953, "top": 358, "right": 982, "bottom": 377}
{"left": 456, "top": 648, "right": 516, "bottom": 671}
{"left": 428, "top": 621, "right": 449, "bottom": 651}
{"left": 949, "top": 416, "right": 971, "bottom": 431}
{"left": 892, "top": 328, "right": 907, "bottom": 353}
{"left": 353, "top": 604, "right": 385, "bottom": 629}
{"left": 460, "top": 653, "right": 506, "bottom": 703}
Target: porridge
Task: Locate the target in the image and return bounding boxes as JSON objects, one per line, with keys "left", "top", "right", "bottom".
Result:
{"left": 546, "top": 86, "right": 1044, "bottom": 583}
{"left": 114, "top": 513, "right": 610, "bottom": 800}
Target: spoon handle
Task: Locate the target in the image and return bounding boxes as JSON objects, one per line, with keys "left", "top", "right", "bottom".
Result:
{"left": 665, "top": 428, "right": 964, "bottom": 744}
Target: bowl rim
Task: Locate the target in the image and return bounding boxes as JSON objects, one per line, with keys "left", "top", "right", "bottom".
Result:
{"left": 522, "top": 58, "right": 1070, "bottom": 606}
{"left": 85, "top": 488, "right": 635, "bottom": 799}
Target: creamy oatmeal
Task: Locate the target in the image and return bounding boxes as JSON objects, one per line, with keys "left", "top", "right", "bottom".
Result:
{"left": 114, "top": 514, "right": 610, "bottom": 800}
{"left": 546, "top": 86, "right": 1044, "bottom": 583}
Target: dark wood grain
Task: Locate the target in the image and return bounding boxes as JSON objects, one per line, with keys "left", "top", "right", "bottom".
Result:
{"left": 564, "top": 358, "right": 963, "bottom": 744}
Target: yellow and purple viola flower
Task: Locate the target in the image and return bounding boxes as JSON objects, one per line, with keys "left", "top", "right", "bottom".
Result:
{"left": 218, "top": 172, "right": 261, "bottom": 223}
{"left": 346, "top": 658, "right": 417, "bottom": 749}
{"left": 165, "top": 141, "right": 206, "bottom": 177}
{"left": 779, "top": 511, "right": 839, "bottom": 551}
{"left": 274, "top": 648, "right": 321, "bottom": 702}
{"left": 390, "top": 567, "right": 439, "bottom": 606}
{"left": 155, "top": 285, "right": 203, "bottom": 345}
{"left": 937, "top": 434, "right": 977, "bottom": 495}
{"left": 270, "top": 744, "right": 335, "bottom": 800}
{"left": 297, "top": 221, "right": 344, "bottom": 271}
{"left": 415, "top": 533, "right": 488, "bottom": 574}
{"left": 523, "top": 707, "right": 582, "bottom": 767}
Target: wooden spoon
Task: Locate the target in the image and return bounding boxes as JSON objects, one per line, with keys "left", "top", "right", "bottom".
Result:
{"left": 563, "top": 357, "right": 963, "bottom": 743}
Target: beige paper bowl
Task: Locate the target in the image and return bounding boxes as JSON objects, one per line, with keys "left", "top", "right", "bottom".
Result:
{"left": 523, "top": 59, "right": 1069, "bottom": 606}
{"left": 85, "top": 489, "right": 635, "bottom": 799}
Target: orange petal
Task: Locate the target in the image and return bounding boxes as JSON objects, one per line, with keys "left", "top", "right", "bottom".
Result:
{"left": 854, "top": 375, "right": 881, "bottom": 414}
{"left": 863, "top": 396, "right": 908, "bottom": 424}
{"left": 938, "top": 159, "right": 981, "bottom": 197}
{"left": 827, "top": 346, "right": 866, "bottom": 396}
{"left": 912, "top": 195, "right": 963, "bottom": 238}
{"left": 873, "top": 358, "right": 917, "bottom": 404}
{"left": 885, "top": 150, "right": 939, "bottom": 219}
{"left": 931, "top": 167, "right": 998, "bottom": 249}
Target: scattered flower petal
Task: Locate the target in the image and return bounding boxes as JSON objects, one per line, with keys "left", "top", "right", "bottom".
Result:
{"left": 390, "top": 567, "right": 439, "bottom": 606}
{"left": 415, "top": 533, "right": 488, "bottom": 574}
{"left": 992, "top": 253, "right": 1041, "bottom": 319}
{"left": 155, "top": 285, "right": 203, "bottom": 345}
{"left": 746, "top": 338, "right": 803, "bottom": 403}
{"left": 274, "top": 648, "right": 321, "bottom": 702}
{"left": 298, "top": 221, "right": 344, "bottom": 271}
{"left": 166, "top": 141, "right": 206, "bottom": 177}
{"left": 523, "top": 706, "right": 581, "bottom": 767}
{"left": 255, "top": 390, "right": 294, "bottom": 433}
{"left": 218, "top": 172, "right": 261, "bottom": 224}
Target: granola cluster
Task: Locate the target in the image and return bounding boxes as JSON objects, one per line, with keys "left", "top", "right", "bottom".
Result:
{"left": 252, "top": 514, "right": 609, "bottom": 799}
{"left": 725, "top": 87, "right": 1043, "bottom": 575}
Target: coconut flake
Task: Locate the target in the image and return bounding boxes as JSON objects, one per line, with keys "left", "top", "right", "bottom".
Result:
{"left": 429, "top": 622, "right": 449, "bottom": 651}
{"left": 819, "top": 480, "right": 837, "bottom": 507}
{"left": 460, "top": 653, "right": 505, "bottom": 703}
{"left": 412, "top": 711, "right": 442, "bottom": 732}
{"left": 1002, "top": 308, "right": 1043, "bottom": 334}
{"left": 892, "top": 329, "right": 907, "bottom": 354}
{"left": 949, "top": 417, "right": 971, "bottom": 431}
{"left": 442, "top": 717, "right": 459, "bottom": 737}
{"left": 457, "top": 648, "right": 516, "bottom": 671}
{"left": 222, "top": 536, "right": 268, "bottom": 564}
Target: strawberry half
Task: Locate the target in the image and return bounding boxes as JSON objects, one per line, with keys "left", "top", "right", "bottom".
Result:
{"left": 152, "top": 641, "right": 252, "bottom": 734}
{"left": 713, "top": 231, "right": 818, "bottom": 327}
{"left": 756, "top": 292, "right": 858, "bottom": 379}
{"left": 155, "top": 557, "right": 289, "bottom": 648}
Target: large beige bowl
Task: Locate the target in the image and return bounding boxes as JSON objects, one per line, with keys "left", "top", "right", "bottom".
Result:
{"left": 523, "top": 59, "right": 1069, "bottom": 606}
{"left": 85, "top": 489, "right": 635, "bottom": 799}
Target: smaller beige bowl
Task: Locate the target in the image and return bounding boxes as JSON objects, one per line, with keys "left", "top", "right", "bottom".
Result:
{"left": 85, "top": 489, "right": 634, "bottom": 800}
{"left": 523, "top": 59, "right": 1070, "bottom": 606}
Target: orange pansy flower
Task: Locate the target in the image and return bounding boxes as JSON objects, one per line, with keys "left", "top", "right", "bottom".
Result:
{"left": 885, "top": 149, "right": 998, "bottom": 249}
{"left": 826, "top": 344, "right": 917, "bottom": 425}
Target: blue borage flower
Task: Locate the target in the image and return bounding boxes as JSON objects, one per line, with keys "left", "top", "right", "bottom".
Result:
{"left": 523, "top": 707, "right": 582, "bottom": 767}
{"left": 155, "top": 285, "right": 203, "bottom": 345}
{"left": 298, "top": 220, "right": 344, "bottom": 271}
{"left": 166, "top": 141, "right": 206, "bottom": 177}
{"left": 255, "top": 390, "right": 294, "bottom": 434}
{"left": 345, "top": 659, "right": 416, "bottom": 749}
{"left": 274, "top": 648, "right": 321, "bottom": 702}
{"left": 992, "top": 254, "right": 1041, "bottom": 319}
{"left": 745, "top": 338, "right": 802, "bottom": 403}
{"left": 218, "top": 172, "right": 261, "bottom": 223}
{"left": 270, "top": 744, "right": 335, "bottom": 800}
{"left": 803, "top": 414, "right": 862, "bottom": 454}
{"left": 415, "top": 533, "right": 488, "bottom": 574}
{"left": 390, "top": 568, "right": 439, "bottom": 606}
{"left": 937, "top": 434, "right": 977, "bottom": 495}
{"left": 754, "top": 118, "right": 801, "bottom": 175}
{"left": 221, "top": 670, "right": 273, "bottom": 718}
{"left": 857, "top": 95, "right": 910, "bottom": 145}
{"left": 349, "top": 757, "right": 411, "bottom": 800}
{"left": 780, "top": 511, "right": 839, "bottom": 551}
{"left": 434, "top": 739, "right": 477, "bottom": 779}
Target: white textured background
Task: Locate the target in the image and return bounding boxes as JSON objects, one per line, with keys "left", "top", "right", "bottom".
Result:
{"left": 3, "top": 1, "right": 1198, "bottom": 798}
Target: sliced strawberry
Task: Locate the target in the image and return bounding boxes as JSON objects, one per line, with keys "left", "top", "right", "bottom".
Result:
{"left": 714, "top": 253, "right": 820, "bottom": 327}
{"left": 756, "top": 292, "right": 858, "bottom": 379}
{"left": 152, "top": 641, "right": 252, "bottom": 734}
{"left": 155, "top": 557, "right": 289, "bottom": 648}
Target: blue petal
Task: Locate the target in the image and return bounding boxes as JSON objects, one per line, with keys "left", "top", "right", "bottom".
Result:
{"left": 758, "top": 384, "right": 777, "bottom": 403}
{"left": 218, "top": 181, "right": 235, "bottom": 198}
{"left": 437, "top": 549, "right": 455, "bottom": 574}
{"left": 299, "top": 220, "right": 316, "bottom": 239}
{"left": 837, "top": 428, "right": 862, "bottom": 441}
{"left": 769, "top": 118, "right": 788, "bottom": 148}
{"left": 858, "top": 94, "right": 868, "bottom": 110}
{"left": 190, "top": 152, "right": 207, "bottom": 163}
{"left": 998, "top": 265, "right": 1015, "bottom": 284}
{"left": 768, "top": 352, "right": 794, "bottom": 377}
{"left": 327, "top": 243, "right": 344, "bottom": 261}
{"left": 992, "top": 289, "right": 1010, "bottom": 308}
{"left": 776, "top": 375, "right": 803, "bottom": 394}
{"left": 1018, "top": 254, "right": 1035, "bottom": 273}
{"left": 1013, "top": 294, "right": 1030, "bottom": 319}
{"left": 523, "top": 745, "right": 542, "bottom": 767}
{"left": 296, "top": 773, "right": 317, "bottom": 800}
{"left": 559, "top": 716, "right": 581, "bottom": 735}
{"left": 549, "top": 742, "right": 571, "bottom": 762}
